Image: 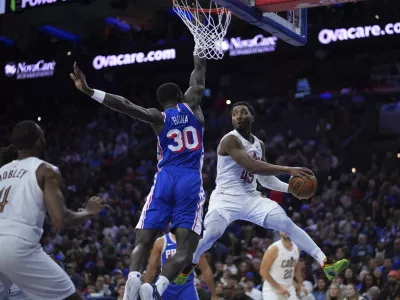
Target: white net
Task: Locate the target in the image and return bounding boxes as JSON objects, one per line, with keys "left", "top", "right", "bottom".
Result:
{"left": 173, "top": 0, "right": 231, "bottom": 60}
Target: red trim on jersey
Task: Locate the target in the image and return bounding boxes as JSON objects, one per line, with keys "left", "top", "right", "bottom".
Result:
{"left": 183, "top": 103, "right": 194, "bottom": 115}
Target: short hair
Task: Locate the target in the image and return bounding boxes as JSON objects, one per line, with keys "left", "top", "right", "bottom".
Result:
{"left": 11, "top": 121, "right": 42, "bottom": 150}
{"left": 231, "top": 101, "right": 255, "bottom": 116}
{"left": 156, "top": 83, "right": 182, "bottom": 105}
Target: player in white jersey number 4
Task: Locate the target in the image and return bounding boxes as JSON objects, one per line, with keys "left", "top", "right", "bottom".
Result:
{"left": 0, "top": 121, "right": 108, "bottom": 300}
{"left": 175, "top": 102, "right": 349, "bottom": 285}
{"left": 260, "top": 232, "right": 305, "bottom": 300}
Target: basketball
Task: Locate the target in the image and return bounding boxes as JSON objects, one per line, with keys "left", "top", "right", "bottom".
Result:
{"left": 288, "top": 175, "right": 318, "bottom": 199}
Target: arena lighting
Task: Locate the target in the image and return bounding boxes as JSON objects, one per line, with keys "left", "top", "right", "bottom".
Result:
{"left": 37, "top": 117, "right": 41, "bottom": 121}
{"left": 226, "top": 100, "right": 231, "bottom": 105}
{"left": 351, "top": 168, "right": 356, "bottom": 173}
{"left": 318, "top": 22, "right": 400, "bottom": 45}
{"left": 397, "top": 153, "right": 400, "bottom": 159}
{"left": 92, "top": 49, "right": 177, "bottom": 70}
{"left": 105, "top": 17, "right": 132, "bottom": 32}
{"left": 0, "top": 36, "right": 14, "bottom": 46}
{"left": 38, "top": 25, "right": 80, "bottom": 43}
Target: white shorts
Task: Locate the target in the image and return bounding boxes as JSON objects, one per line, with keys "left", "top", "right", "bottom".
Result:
{"left": 0, "top": 235, "right": 75, "bottom": 300}
{"left": 262, "top": 285, "right": 298, "bottom": 300}
{"left": 207, "top": 190, "right": 281, "bottom": 226}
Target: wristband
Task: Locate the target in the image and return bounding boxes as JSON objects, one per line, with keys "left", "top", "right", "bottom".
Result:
{"left": 92, "top": 89, "right": 106, "bottom": 103}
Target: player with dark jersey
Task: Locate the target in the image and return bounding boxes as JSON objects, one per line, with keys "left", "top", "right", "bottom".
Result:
{"left": 70, "top": 56, "right": 206, "bottom": 300}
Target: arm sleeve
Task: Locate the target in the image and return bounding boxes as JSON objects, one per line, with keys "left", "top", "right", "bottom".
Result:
{"left": 257, "top": 175, "right": 289, "bottom": 193}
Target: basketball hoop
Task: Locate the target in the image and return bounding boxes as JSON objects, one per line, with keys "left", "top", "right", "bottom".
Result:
{"left": 172, "top": 0, "right": 232, "bottom": 60}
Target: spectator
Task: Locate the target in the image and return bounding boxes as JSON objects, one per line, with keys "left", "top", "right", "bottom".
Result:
{"left": 360, "top": 273, "right": 377, "bottom": 295}
{"left": 224, "top": 255, "right": 238, "bottom": 276}
{"left": 195, "top": 277, "right": 211, "bottom": 300}
{"left": 344, "top": 284, "right": 364, "bottom": 300}
{"left": 244, "top": 276, "right": 262, "bottom": 300}
{"left": 379, "top": 270, "right": 400, "bottom": 300}
{"left": 364, "top": 286, "right": 380, "bottom": 300}
{"left": 352, "top": 234, "right": 374, "bottom": 261}
{"left": 312, "top": 278, "right": 327, "bottom": 300}
{"left": 327, "top": 283, "right": 344, "bottom": 300}
{"left": 65, "top": 262, "right": 83, "bottom": 290}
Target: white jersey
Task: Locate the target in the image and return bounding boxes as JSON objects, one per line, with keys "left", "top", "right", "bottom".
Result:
{"left": 215, "top": 130, "right": 263, "bottom": 195}
{"left": 0, "top": 157, "right": 47, "bottom": 244}
{"left": 263, "top": 240, "right": 300, "bottom": 289}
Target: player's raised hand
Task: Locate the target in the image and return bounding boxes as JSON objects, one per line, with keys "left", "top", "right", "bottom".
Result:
{"left": 70, "top": 62, "right": 90, "bottom": 93}
{"left": 84, "top": 196, "right": 110, "bottom": 215}
{"left": 288, "top": 167, "right": 314, "bottom": 181}
{"left": 278, "top": 286, "right": 290, "bottom": 297}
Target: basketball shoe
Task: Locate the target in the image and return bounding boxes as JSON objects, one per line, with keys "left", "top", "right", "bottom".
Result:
{"left": 323, "top": 257, "right": 349, "bottom": 280}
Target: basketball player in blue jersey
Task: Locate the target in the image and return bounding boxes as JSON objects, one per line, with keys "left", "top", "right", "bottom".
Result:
{"left": 143, "top": 230, "right": 217, "bottom": 300}
{"left": 70, "top": 57, "right": 206, "bottom": 300}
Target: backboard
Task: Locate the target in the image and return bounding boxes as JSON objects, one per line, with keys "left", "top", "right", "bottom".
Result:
{"left": 213, "top": 0, "right": 307, "bottom": 46}
{"left": 212, "top": 0, "right": 364, "bottom": 46}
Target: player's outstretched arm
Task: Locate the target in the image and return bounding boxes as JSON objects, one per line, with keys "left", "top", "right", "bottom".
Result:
{"left": 198, "top": 255, "right": 218, "bottom": 300}
{"left": 37, "top": 163, "right": 108, "bottom": 229}
{"left": 70, "top": 62, "right": 164, "bottom": 125}
{"left": 260, "top": 245, "right": 290, "bottom": 297}
{"left": 143, "top": 238, "right": 163, "bottom": 283}
{"left": 257, "top": 140, "right": 289, "bottom": 192}
{"left": 184, "top": 55, "right": 206, "bottom": 110}
{"left": 220, "top": 135, "right": 313, "bottom": 180}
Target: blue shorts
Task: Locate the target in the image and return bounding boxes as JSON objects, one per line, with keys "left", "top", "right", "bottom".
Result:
{"left": 162, "top": 282, "right": 198, "bottom": 300}
{"left": 136, "top": 167, "right": 205, "bottom": 235}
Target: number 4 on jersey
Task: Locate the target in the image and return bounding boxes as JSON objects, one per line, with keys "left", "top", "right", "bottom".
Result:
{"left": 240, "top": 170, "right": 254, "bottom": 184}
{"left": 0, "top": 186, "right": 11, "bottom": 212}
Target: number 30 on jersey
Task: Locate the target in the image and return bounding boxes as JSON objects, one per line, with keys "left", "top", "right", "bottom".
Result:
{"left": 167, "top": 126, "right": 201, "bottom": 153}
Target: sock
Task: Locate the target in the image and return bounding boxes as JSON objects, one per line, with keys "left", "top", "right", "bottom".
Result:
{"left": 155, "top": 275, "right": 169, "bottom": 296}
{"left": 128, "top": 271, "right": 141, "bottom": 279}
{"left": 312, "top": 249, "right": 327, "bottom": 267}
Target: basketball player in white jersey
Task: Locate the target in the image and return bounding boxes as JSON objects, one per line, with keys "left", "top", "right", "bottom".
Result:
{"left": 260, "top": 232, "right": 306, "bottom": 300}
{"left": 0, "top": 121, "right": 108, "bottom": 300}
{"left": 176, "top": 102, "right": 349, "bottom": 285}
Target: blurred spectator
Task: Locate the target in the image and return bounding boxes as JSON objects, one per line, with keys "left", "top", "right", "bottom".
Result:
{"left": 379, "top": 270, "right": 400, "bottom": 300}
{"left": 244, "top": 276, "right": 262, "bottom": 300}
{"left": 344, "top": 284, "right": 364, "bottom": 300}
{"left": 327, "top": 283, "right": 344, "bottom": 300}
{"left": 313, "top": 278, "right": 328, "bottom": 300}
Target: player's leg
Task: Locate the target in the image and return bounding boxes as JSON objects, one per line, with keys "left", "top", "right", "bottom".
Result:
{"left": 175, "top": 191, "right": 242, "bottom": 285}
{"left": 248, "top": 196, "right": 348, "bottom": 280}
{"left": 0, "top": 236, "right": 76, "bottom": 300}
{"left": 126, "top": 171, "right": 173, "bottom": 300}
{"left": 262, "top": 288, "right": 282, "bottom": 300}
{"left": 139, "top": 170, "right": 205, "bottom": 299}
{"left": 0, "top": 273, "right": 13, "bottom": 300}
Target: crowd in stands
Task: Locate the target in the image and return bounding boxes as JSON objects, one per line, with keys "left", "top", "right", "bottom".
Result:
{"left": 2, "top": 90, "right": 399, "bottom": 300}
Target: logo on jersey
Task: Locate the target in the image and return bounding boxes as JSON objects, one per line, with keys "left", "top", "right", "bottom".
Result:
{"left": 165, "top": 249, "right": 176, "bottom": 259}
{"left": 281, "top": 257, "right": 297, "bottom": 268}
{"left": 4, "top": 60, "right": 56, "bottom": 80}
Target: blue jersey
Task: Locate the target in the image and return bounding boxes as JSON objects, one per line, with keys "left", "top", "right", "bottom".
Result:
{"left": 161, "top": 233, "right": 194, "bottom": 283}
{"left": 157, "top": 103, "right": 204, "bottom": 170}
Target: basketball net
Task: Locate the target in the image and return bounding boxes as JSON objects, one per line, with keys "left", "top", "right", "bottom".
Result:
{"left": 173, "top": 0, "right": 231, "bottom": 60}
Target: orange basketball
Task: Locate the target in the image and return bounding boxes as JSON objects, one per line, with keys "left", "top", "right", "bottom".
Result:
{"left": 288, "top": 175, "right": 318, "bottom": 199}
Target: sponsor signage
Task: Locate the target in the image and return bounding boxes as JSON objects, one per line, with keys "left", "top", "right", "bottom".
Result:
{"left": 4, "top": 60, "right": 56, "bottom": 79}
{"left": 10, "top": 0, "right": 66, "bottom": 11}
{"left": 318, "top": 22, "right": 400, "bottom": 45}
{"left": 92, "top": 49, "right": 177, "bottom": 70}
{"left": 220, "top": 34, "right": 278, "bottom": 57}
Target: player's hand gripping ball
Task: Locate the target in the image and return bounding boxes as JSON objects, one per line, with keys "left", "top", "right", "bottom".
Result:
{"left": 289, "top": 175, "right": 318, "bottom": 199}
